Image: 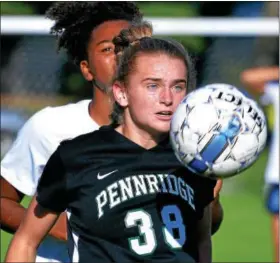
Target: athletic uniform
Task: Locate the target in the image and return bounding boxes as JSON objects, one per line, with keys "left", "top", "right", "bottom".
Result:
{"left": 37, "top": 125, "right": 216, "bottom": 263}
{"left": 261, "top": 81, "right": 279, "bottom": 214}
{"left": 1, "top": 100, "right": 98, "bottom": 262}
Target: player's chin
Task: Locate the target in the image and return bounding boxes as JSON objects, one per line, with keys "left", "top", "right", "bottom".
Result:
{"left": 152, "top": 121, "right": 171, "bottom": 134}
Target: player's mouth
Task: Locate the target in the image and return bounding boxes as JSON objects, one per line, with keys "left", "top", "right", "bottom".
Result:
{"left": 155, "top": 111, "right": 173, "bottom": 121}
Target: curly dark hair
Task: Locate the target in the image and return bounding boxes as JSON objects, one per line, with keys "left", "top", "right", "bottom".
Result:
{"left": 46, "top": 2, "right": 143, "bottom": 65}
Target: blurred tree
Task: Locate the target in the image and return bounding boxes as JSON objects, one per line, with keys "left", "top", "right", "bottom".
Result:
{"left": 194, "top": 2, "right": 236, "bottom": 85}
{"left": 198, "top": 2, "right": 235, "bottom": 17}
{"left": 25, "top": 1, "right": 54, "bottom": 15}
{"left": 1, "top": 2, "right": 36, "bottom": 15}
{"left": 1, "top": 2, "right": 36, "bottom": 85}
{"left": 138, "top": 2, "right": 205, "bottom": 53}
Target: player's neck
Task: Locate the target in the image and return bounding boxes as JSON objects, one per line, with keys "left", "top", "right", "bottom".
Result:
{"left": 116, "top": 121, "right": 167, "bottom": 150}
{"left": 89, "top": 88, "right": 112, "bottom": 126}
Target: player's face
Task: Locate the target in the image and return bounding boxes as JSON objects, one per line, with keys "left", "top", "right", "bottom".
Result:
{"left": 82, "top": 20, "right": 130, "bottom": 92}
{"left": 115, "top": 53, "right": 187, "bottom": 136}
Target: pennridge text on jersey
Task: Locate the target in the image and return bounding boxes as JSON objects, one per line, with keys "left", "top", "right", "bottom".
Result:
{"left": 96, "top": 173, "right": 195, "bottom": 218}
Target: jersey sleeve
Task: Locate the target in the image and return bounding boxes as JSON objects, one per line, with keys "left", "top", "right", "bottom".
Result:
{"left": 36, "top": 146, "right": 67, "bottom": 213}
{"left": 199, "top": 178, "right": 216, "bottom": 207}
{"left": 0, "top": 109, "right": 58, "bottom": 196}
{"left": 195, "top": 177, "right": 217, "bottom": 219}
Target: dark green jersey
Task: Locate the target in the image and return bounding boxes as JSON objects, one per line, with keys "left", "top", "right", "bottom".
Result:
{"left": 37, "top": 125, "right": 216, "bottom": 263}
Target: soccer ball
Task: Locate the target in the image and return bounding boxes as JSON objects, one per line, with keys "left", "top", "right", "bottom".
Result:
{"left": 170, "top": 83, "right": 267, "bottom": 179}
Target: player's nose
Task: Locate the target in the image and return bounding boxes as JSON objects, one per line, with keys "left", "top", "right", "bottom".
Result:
{"left": 160, "top": 87, "right": 173, "bottom": 106}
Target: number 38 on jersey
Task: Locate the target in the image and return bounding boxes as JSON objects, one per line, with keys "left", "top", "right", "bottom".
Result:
{"left": 125, "top": 205, "right": 186, "bottom": 255}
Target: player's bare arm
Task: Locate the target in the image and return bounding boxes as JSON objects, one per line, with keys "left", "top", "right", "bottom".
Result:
{"left": 5, "top": 196, "right": 60, "bottom": 262}
{"left": 0, "top": 176, "right": 67, "bottom": 241}
{"left": 241, "top": 66, "right": 279, "bottom": 94}
{"left": 0, "top": 177, "right": 24, "bottom": 233}
{"left": 197, "top": 205, "right": 212, "bottom": 263}
{"left": 210, "top": 179, "right": 223, "bottom": 235}
{"left": 210, "top": 195, "right": 223, "bottom": 235}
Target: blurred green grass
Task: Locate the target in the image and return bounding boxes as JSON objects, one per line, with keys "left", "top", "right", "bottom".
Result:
{"left": 0, "top": 150, "right": 273, "bottom": 262}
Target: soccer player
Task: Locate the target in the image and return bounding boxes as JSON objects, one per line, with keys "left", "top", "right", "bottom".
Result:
{"left": 5, "top": 21, "right": 216, "bottom": 263}
{"left": 1, "top": 2, "right": 143, "bottom": 262}
{"left": 1, "top": 2, "right": 223, "bottom": 262}
{"left": 241, "top": 66, "right": 279, "bottom": 263}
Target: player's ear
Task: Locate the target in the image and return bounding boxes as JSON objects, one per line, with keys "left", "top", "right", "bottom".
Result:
{"left": 112, "top": 81, "right": 128, "bottom": 107}
{"left": 80, "top": 60, "right": 94, "bottom": 81}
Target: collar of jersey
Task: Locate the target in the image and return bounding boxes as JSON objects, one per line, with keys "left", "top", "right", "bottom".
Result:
{"left": 99, "top": 124, "right": 171, "bottom": 153}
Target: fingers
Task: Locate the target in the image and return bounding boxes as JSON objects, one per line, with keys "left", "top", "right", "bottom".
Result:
{"left": 214, "top": 179, "right": 223, "bottom": 198}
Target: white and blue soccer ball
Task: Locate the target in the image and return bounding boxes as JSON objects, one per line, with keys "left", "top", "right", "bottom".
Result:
{"left": 170, "top": 83, "right": 267, "bottom": 179}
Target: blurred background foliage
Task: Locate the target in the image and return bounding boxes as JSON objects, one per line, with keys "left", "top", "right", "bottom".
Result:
{"left": 0, "top": 1, "right": 243, "bottom": 99}
{"left": 1, "top": 1, "right": 204, "bottom": 51}
{"left": 1, "top": 2, "right": 36, "bottom": 15}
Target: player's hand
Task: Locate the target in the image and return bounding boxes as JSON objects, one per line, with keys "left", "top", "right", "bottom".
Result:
{"left": 49, "top": 212, "right": 67, "bottom": 241}
{"left": 214, "top": 179, "right": 223, "bottom": 198}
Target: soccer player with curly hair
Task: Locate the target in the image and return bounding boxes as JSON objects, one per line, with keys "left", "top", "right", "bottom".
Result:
{"left": 1, "top": 2, "right": 143, "bottom": 262}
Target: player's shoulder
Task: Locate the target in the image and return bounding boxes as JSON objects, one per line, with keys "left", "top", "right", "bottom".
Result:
{"left": 16, "top": 105, "right": 52, "bottom": 140}
{"left": 32, "top": 99, "right": 91, "bottom": 124}
{"left": 58, "top": 126, "right": 108, "bottom": 162}
{"left": 176, "top": 165, "right": 216, "bottom": 187}
{"left": 24, "top": 100, "right": 91, "bottom": 134}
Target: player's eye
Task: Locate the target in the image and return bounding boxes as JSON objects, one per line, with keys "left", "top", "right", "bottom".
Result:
{"left": 101, "top": 46, "right": 114, "bottom": 53}
{"left": 173, "top": 85, "right": 185, "bottom": 93}
{"left": 147, "top": 83, "right": 159, "bottom": 90}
